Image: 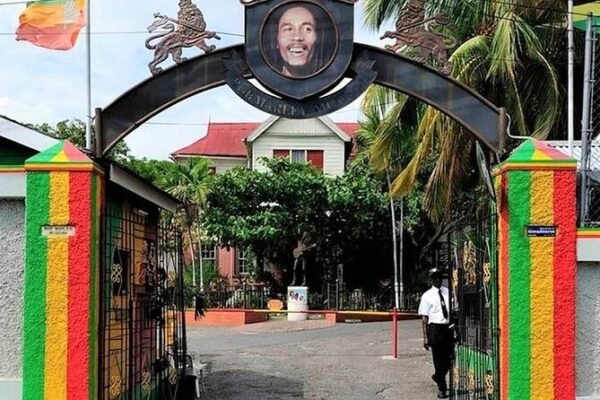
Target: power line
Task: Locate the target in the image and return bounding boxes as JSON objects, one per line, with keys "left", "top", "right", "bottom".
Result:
{"left": 0, "top": 0, "right": 588, "bottom": 37}
{"left": 465, "top": 0, "right": 593, "bottom": 18}
{"left": 0, "top": 30, "right": 244, "bottom": 37}
{"left": 147, "top": 122, "right": 210, "bottom": 126}
{"left": 0, "top": 0, "right": 584, "bottom": 16}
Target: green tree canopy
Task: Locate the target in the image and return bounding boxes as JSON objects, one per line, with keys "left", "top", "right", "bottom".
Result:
{"left": 362, "top": 0, "right": 565, "bottom": 221}
{"left": 203, "top": 158, "right": 403, "bottom": 290}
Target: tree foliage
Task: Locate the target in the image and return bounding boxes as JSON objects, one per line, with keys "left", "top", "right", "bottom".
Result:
{"left": 32, "top": 119, "right": 131, "bottom": 162}
{"left": 203, "top": 158, "right": 402, "bottom": 290}
{"left": 361, "top": 0, "right": 565, "bottom": 221}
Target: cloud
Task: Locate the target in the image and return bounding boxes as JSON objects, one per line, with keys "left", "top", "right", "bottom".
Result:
{"left": 0, "top": 0, "right": 394, "bottom": 159}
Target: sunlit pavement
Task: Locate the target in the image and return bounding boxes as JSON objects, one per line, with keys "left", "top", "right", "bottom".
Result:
{"left": 187, "top": 319, "right": 439, "bottom": 400}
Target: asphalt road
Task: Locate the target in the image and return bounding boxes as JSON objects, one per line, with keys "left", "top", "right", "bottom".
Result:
{"left": 186, "top": 319, "right": 440, "bottom": 400}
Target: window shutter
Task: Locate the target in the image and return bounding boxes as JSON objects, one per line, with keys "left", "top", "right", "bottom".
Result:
{"left": 273, "top": 149, "right": 289, "bottom": 158}
{"left": 307, "top": 150, "right": 324, "bottom": 170}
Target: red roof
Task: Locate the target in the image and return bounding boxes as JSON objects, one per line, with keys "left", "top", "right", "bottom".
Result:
{"left": 172, "top": 121, "right": 361, "bottom": 158}
{"left": 337, "top": 123, "right": 360, "bottom": 138}
{"left": 172, "top": 123, "right": 260, "bottom": 158}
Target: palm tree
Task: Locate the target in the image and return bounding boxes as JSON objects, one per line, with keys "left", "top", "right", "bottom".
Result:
{"left": 161, "top": 157, "right": 213, "bottom": 291}
{"left": 362, "top": 0, "right": 564, "bottom": 221}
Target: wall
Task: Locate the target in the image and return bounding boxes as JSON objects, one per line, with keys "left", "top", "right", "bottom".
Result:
{"left": 577, "top": 261, "right": 600, "bottom": 397}
{"left": 217, "top": 247, "right": 236, "bottom": 280}
{"left": 251, "top": 118, "right": 347, "bottom": 176}
{"left": 0, "top": 199, "right": 25, "bottom": 379}
{"left": 210, "top": 157, "right": 247, "bottom": 173}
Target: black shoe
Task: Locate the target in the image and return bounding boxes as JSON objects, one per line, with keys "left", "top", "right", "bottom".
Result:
{"left": 431, "top": 374, "right": 438, "bottom": 385}
{"left": 437, "top": 390, "right": 449, "bottom": 399}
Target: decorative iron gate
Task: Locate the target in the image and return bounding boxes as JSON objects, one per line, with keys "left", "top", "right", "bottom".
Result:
{"left": 448, "top": 204, "right": 499, "bottom": 399}
{"left": 99, "top": 203, "right": 187, "bottom": 400}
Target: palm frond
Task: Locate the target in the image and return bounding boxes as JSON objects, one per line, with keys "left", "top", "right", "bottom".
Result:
{"left": 362, "top": 0, "right": 405, "bottom": 31}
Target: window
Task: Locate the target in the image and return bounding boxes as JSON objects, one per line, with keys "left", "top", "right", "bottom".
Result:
{"left": 272, "top": 149, "right": 324, "bottom": 170}
{"left": 201, "top": 243, "right": 216, "bottom": 260}
{"left": 307, "top": 150, "right": 324, "bottom": 170}
{"left": 237, "top": 248, "right": 249, "bottom": 276}
{"left": 291, "top": 150, "right": 305, "bottom": 163}
{"left": 273, "top": 149, "right": 289, "bottom": 158}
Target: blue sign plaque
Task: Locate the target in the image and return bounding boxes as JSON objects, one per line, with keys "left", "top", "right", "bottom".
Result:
{"left": 527, "top": 225, "right": 557, "bottom": 237}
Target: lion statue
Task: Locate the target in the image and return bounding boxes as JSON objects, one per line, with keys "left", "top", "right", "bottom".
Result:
{"left": 380, "top": 0, "right": 455, "bottom": 74}
{"left": 145, "top": 0, "right": 221, "bottom": 76}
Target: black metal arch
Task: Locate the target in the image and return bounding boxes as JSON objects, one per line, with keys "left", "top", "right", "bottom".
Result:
{"left": 95, "top": 43, "right": 506, "bottom": 158}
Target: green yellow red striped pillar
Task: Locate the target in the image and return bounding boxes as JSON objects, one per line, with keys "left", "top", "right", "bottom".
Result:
{"left": 495, "top": 139, "right": 577, "bottom": 400}
{"left": 23, "top": 141, "right": 103, "bottom": 400}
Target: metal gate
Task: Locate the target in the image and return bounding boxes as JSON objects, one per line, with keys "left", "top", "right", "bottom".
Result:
{"left": 448, "top": 204, "right": 499, "bottom": 399}
{"left": 99, "top": 203, "right": 187, "bottom": 400}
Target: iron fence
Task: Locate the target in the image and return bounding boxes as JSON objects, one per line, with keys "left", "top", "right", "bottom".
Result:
{"left": 580, "top": 172, "right": 600, "bottom": 226}
{"left": 100, "top": 205, "right": 187, "bottom": 400}
{"left": 203, "top": 285, "right": 272, "bottom": 309}
{"left": 446, "top": 209, "right": 499, "bottom": 400}
{"left": 201, "top": 283, "right": 419, "bottom": 312}
{"left": 322, "top": 284, "right": 420, "bottom": 312}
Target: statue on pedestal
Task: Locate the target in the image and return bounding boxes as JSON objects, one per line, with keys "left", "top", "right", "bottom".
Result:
{"left": 290, "top": 233, "right": 316, "bottom": 287}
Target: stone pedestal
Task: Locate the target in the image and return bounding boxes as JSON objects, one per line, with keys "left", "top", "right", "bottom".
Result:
{"left": 495, "top": 140, "right": 577, "bottom": 400}
{"left": 287, "top": 286, "right": 308, "bottom": 321}
{"left": 23, "top": 141, "right": 102, "bottom": 400}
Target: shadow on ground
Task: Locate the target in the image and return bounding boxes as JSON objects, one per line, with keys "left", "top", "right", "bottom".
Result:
{"left": 201, "top": 369, "right": 304, "bottom": 400}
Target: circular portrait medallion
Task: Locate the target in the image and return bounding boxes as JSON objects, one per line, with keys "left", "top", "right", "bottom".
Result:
{"left": 260, "top": 1, "right": 339, "bottom": 79}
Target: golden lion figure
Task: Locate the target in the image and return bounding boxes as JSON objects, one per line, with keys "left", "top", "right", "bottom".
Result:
{"left": 380, "top": 0, "right": 455, "bottom": 74}
{"left": 145, "top": 0, "right": 220, "bottom": 76}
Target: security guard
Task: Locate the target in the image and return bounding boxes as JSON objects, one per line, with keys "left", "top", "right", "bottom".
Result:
{"left": 418, "top": 268, "right": 452, "bottom": 399}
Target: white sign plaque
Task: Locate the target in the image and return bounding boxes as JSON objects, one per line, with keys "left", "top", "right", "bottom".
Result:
{"left": 41, "top": 225, "right": 76, "bottom": 237}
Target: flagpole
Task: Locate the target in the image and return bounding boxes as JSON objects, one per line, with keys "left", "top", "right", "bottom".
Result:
{"left": 85, "top": 0, "right": 92, "bottom": 151}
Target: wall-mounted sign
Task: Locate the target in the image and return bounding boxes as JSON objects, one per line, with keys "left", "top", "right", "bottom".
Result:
{"left": 238, "top": 0, "right": 364, "bottom": 106}
{"left": 41, "top": 225, "right": 76, "bottom": 237}
{"left": 527, "top": 225, "right": 556, "bottom": 237}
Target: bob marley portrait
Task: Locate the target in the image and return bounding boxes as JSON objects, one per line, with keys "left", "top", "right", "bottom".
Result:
{"left": 261, "top": 2, "right": 337, "bottom": 78}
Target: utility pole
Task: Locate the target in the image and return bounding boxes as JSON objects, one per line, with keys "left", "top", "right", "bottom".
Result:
{"left": 387, "top": 172, "right": 400, "bottom": 310}
{"left": 568, "top": 0, "right": 575, "bottom": 156}
{"left": 399, "top": 197, "right": 404, "bottom": 310}
{"left": 580, "top": 14, "right": 594, "bottom": 224}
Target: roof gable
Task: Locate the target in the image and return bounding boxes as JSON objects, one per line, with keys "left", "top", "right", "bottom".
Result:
{"left": 246, "top": 116, "right": 353, "bottom": 142}
{"left": 171, "top": 118, "right": 360, "bottom": 158}
{"left": 171, "top": 122, "right": 260, "bottom": 158}
{"left": 0, "top": 115, "right": 58, "bottom": 152}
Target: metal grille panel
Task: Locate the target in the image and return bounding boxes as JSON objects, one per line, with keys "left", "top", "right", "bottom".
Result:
{"left": 448, "top": 209, "right": 499, "bottom": 400}
{"left": 99, "top": 204, "right": 186, "bottom": 400}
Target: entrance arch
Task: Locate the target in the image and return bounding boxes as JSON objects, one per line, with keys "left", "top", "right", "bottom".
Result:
{"left": 95, "top": 43, "right": 506, "bottom": 158}
{"left": 93, "top": 39, "right": 509, "bottom": 400}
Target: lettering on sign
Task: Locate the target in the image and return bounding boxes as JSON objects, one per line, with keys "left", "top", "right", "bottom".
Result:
{"left": 526, "top": 225, "right": 556, "bottom": 237}
{"left": 41, "top": 225, "right": 76, "bottom": 237}
{"left": 224, "top": 53, "right": 376, "bottom": 118}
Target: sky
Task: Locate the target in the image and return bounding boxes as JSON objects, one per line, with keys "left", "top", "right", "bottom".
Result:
{"left": 0, "top": 0, "right": 391, "bottom": 160}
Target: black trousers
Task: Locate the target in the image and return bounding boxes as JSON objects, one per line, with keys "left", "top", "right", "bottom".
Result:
{"left": 428, "top": 323, "right": 453, "bottom": 391}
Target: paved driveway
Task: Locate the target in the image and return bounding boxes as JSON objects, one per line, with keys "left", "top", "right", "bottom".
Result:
{"left": 186, "top": 319, "right": 440, "bottom": 400}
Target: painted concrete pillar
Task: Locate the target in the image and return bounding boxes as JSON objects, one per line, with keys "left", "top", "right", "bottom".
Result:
{"left": 495, "top": 140, "right": 577, "bottom": 400}
{"left": 23, "top": 141, "right": 102, "bottom": 400}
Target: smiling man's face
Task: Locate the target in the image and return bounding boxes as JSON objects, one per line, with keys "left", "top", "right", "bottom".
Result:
{"left": 277, "top": 6, "right": 317, "bottom": 75}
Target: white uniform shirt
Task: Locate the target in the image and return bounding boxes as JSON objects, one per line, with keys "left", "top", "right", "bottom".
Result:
{"left": 418, "top": 286, "right": 450, "bottom": 325}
